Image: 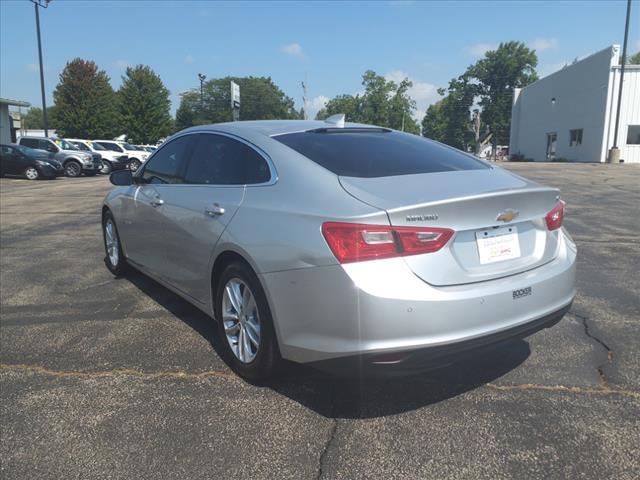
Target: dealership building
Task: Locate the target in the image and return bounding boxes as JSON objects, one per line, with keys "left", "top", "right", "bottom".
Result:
{"left": 509, "top": 45, "right": 640, "bottom": 163}
{"left": 0, "top": 98, "right": 31, "bottom": 144}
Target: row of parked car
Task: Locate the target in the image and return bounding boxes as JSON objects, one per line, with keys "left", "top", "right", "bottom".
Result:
{"left": 0, "top": 136, "right": 157, "bottom": 180}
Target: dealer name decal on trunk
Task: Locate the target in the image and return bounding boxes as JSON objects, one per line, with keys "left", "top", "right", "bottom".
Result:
{"left": 513, "top": 287, "right": 532, "bottom": 299}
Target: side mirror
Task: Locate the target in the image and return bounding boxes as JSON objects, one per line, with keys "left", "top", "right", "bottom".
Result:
{"left": 110, "top": 169, "right": 133, "bottom": 186}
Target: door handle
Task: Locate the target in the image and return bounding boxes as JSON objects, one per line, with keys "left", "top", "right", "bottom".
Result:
{"left": 150, "top": 198, "right": 164, "bottom": 207}
{"left": 205, "top": 204, "right": 225, "bottom": 216}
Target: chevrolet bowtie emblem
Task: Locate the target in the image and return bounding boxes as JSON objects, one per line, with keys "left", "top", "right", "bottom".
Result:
{"left": 496, "top": 209, "right": 519, "bottom": 223}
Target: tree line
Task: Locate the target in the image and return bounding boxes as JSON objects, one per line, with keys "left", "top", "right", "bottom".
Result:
{"left": 22, "top": 46, "right": 640, "bottom": 149}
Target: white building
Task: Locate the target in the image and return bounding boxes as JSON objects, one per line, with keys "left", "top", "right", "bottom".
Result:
{"left": 510, "top": 45, "right": 640, "bottom": 163}
{"left": 0, "top": 98, "right": 31, "bottom": 144}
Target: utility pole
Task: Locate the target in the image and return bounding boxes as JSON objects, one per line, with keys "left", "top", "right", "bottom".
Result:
{"left": 30, "top": 0, "right": 50, "bottom": 137}
{"left": 608, "top": 0, "right": 632, "bottom": 163}
{"left": 301, "top": 74, "right": 308, "bottom": 120}
{"left": 198, "top": 73, "right": 206, "bottom": 109}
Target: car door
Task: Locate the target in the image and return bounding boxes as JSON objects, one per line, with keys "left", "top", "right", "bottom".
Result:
{"left": 118, "top": 134, "right": 194, "bottom": 277}
{"left": 1, "top": 145, "right": 20, "bottom": 174}
{"left": 159, "top": 133, "right": 258, "bottom": 303}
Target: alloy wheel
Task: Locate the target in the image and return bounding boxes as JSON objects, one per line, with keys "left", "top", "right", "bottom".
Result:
{"left": 25, "top": 167, "right": 39, "bottom": 180}
{"left": 222, "top": 278, "right": 261, "bottom": 363}
{"left": 65, "top": 162, "right": 80, "bottom": 177}
{"left": 104, "top": 219, "right": 119, "bottom": 267}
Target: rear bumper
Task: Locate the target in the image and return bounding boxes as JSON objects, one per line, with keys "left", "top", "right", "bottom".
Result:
{"left": 309, "top": 302, "right": 570, "bottom": 376}
{"left": 261, "top": 229, "right": 577, "bottom": 365}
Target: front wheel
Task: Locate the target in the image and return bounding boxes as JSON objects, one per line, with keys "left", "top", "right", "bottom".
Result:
{"left": 215, "top": 262, "right": 280, "bottom": 380}
{"left": 64, "top": 160, "right": 82, "bottom": 177}
{"left": 128, "top": 159, "right": 141, "bottom": 171}
{"left": 100, "top": 161, "right": 112, "bottom": 174}
{"left": 24, "top": 166, "right": 40, "bottom": 180}
{"left": 102, "top": 211, "right": 128, "bottom": 276}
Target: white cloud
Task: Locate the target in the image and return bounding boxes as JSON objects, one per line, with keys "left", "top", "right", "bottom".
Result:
{"left": 114, "top": 59, "right": 129, "bottom": 69}
{"left": 385, "top": 70, "right": 440, "bottom": 121}
{"left": 306, "top": 95, "right": 329, "bottom": 119}
{"left": 466, "top": 43, "right": 498, "bottom": 58}
{"left": 528, "top": 38, "right": 558, "bottom": 52}
{"left": 282, "top": 43, "right": 304, "bottom": 58}
{"left": 184, "top": 54, "right": 194, "bottom": 64}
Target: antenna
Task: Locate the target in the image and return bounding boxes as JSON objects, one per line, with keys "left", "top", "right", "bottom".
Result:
{"left": 324, "top": 114, "right": 345, "bottom": 128}
{"left": 301, "top": 74, "right": 309, "bottom": 120}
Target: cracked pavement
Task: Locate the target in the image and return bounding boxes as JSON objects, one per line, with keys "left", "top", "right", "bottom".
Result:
{"left": 1, "top": 163, "right": 639, "bottom": 479}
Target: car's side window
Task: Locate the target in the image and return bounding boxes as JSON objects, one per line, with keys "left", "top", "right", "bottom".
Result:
{"left": 140, "top": 135, "right": 193, "bottom": 185}
{"left": 41, "top": 140, "right": 58, "bottom": 153}
{"left": 1, "top": 146, "right": 14, "bottom": 155}
{"left": 20, "top": 138, "right": 38, "bottom": 149}
{"left": 245, "top": 145, "right": 271, "bottom": 184}
{"left": 183, "top": 134, "right": 270, "bottom": 185}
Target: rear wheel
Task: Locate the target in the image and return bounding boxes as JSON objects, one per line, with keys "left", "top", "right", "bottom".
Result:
{"left": 102, "top": 211, "right": 128, "bottom": 276}
{"left": 25, "top": 167, "right": 40, "bottom": 180}
{"left": 64, "top": 160, "right": 82, "bottom": 177}
{"left": 215, "top": 261, "right": 279, "bottom": 380}
{"left": 129, "top": 159, "right": 141, "bottom": 171}
{"left": 100, "top": 161, "right": 113, "bottom": 174}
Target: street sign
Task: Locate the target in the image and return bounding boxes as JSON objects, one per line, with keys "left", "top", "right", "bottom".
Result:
{"left": 231, "top": 81, "right": 240, "bottom": 109}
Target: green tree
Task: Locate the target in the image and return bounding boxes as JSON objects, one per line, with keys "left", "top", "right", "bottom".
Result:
{"left": 52, "top": 58, "right": 119, "bottom": 138}
{"left": 316, "top": 70, "right": 420, "bottom": 133}
{"left": 627, "top": 51, "right": 640, "bottom": 64}
{"left": 175, "top": 76, "right": 298, "bottom": 131}
{"left": 118, "top": 65, "right": 173, "bottom": 144}
{"left": 466, "top": 41, "right": 538, "bottom": 145}
{"left": 21, "top": 106, "right": 58, "bottom": 130}
{"left": 316, "top": 94, "right": 362, "bottom": 121}
{"left": 421, "top": 78, "right": 476, "bottom": 150}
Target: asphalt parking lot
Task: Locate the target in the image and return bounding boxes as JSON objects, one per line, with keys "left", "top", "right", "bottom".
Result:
{"left": 1, "top": 163, "right": 639, "bottom": 479}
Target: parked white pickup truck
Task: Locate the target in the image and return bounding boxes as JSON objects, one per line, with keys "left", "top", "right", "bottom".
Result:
{"left": 93, "top": 140, "right": 150, "bottom": 171}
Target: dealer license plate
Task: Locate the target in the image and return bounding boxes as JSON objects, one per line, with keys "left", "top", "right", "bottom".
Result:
{"left": 475, "top": 226, "right": 521, "bottom": 264}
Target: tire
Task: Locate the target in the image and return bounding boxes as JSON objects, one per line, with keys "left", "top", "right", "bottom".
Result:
{"left": 129, "top": 159, "right": 141, "bottom": 171}
{"left": 215, "top": 261, "right": 280, "bottom": 380}
{"left": 64, "top": 160, "right": 82, "bottom": 177}
{"left": 102, "top": 211, "right": 128, "bottom": 276}
{"left": 24, "top": 166, "right": 40, "bottom": 180}
{"left": 100, "top": 161, "right": 113, "bottom": 174}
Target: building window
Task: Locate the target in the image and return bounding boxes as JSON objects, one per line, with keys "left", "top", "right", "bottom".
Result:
{"left": 569, "top": 129, "right": 583, "bottom": 146}
{"left": 627, "top": 125, "right": 640, "bottom": 145}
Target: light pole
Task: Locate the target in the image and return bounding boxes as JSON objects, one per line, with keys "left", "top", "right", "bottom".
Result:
{"left": 198, "top": 73, "right": 206, "bottom": 109}
{"left": 608, "top": 0, "right": 632, "bottom": 163}
{"left": 30, "top": 0, "right": 50, "bottom": 136}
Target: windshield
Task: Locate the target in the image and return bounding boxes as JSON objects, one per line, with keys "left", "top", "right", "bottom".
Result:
{"left": 274, "top": 130, "right": 489, "bottom": 178}
{"left": 97, "top": 142, "right": 123, "bottom": 152}
{"left": 54, "top": 138, "right": 79, "bottom": 150}
{"left": 70, "top": 141, "right": 90, "bottom": 151}
{"left": 87, "top": 141, "right": 106, "bottom": 151}
{"left": 15, "top": 145, "right": 45, "bottom": 156}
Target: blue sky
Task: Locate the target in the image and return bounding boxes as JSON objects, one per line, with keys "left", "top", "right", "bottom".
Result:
{"left": 1, "top": 0, "right": 638, "bottom": 120}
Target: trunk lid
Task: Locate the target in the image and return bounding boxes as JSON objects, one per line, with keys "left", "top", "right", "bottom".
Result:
{"left": 339, "top": 167, "right": 562, "bottom": 286}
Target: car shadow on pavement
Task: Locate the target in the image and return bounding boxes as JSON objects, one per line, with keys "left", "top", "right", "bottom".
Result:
{"left": 124, "top": 270, "right": 530, "bottom": 420}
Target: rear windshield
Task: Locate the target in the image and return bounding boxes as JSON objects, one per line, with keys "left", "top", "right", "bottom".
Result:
{"left": 274, "top": 130, "right": 488, "bottom": 178}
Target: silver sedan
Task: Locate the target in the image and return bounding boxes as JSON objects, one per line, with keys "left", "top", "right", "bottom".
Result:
{"left": 102, "top": 119, "right": 576, "bottom": 379}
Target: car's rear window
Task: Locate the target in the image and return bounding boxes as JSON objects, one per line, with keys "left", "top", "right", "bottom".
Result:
{"left": 273, "top": 129, "right": 488, "bottom": 178}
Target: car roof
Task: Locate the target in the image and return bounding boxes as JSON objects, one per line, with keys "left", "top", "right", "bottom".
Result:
{"left": 181, "top": 120, "right": 379, "bottom": 138}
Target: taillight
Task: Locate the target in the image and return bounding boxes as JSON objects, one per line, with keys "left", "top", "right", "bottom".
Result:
{"left": 545, "top": 200, "right": 565, "bottom": 230}
{"left": 321, "top": 222, "right": 454, "bottom": 264}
